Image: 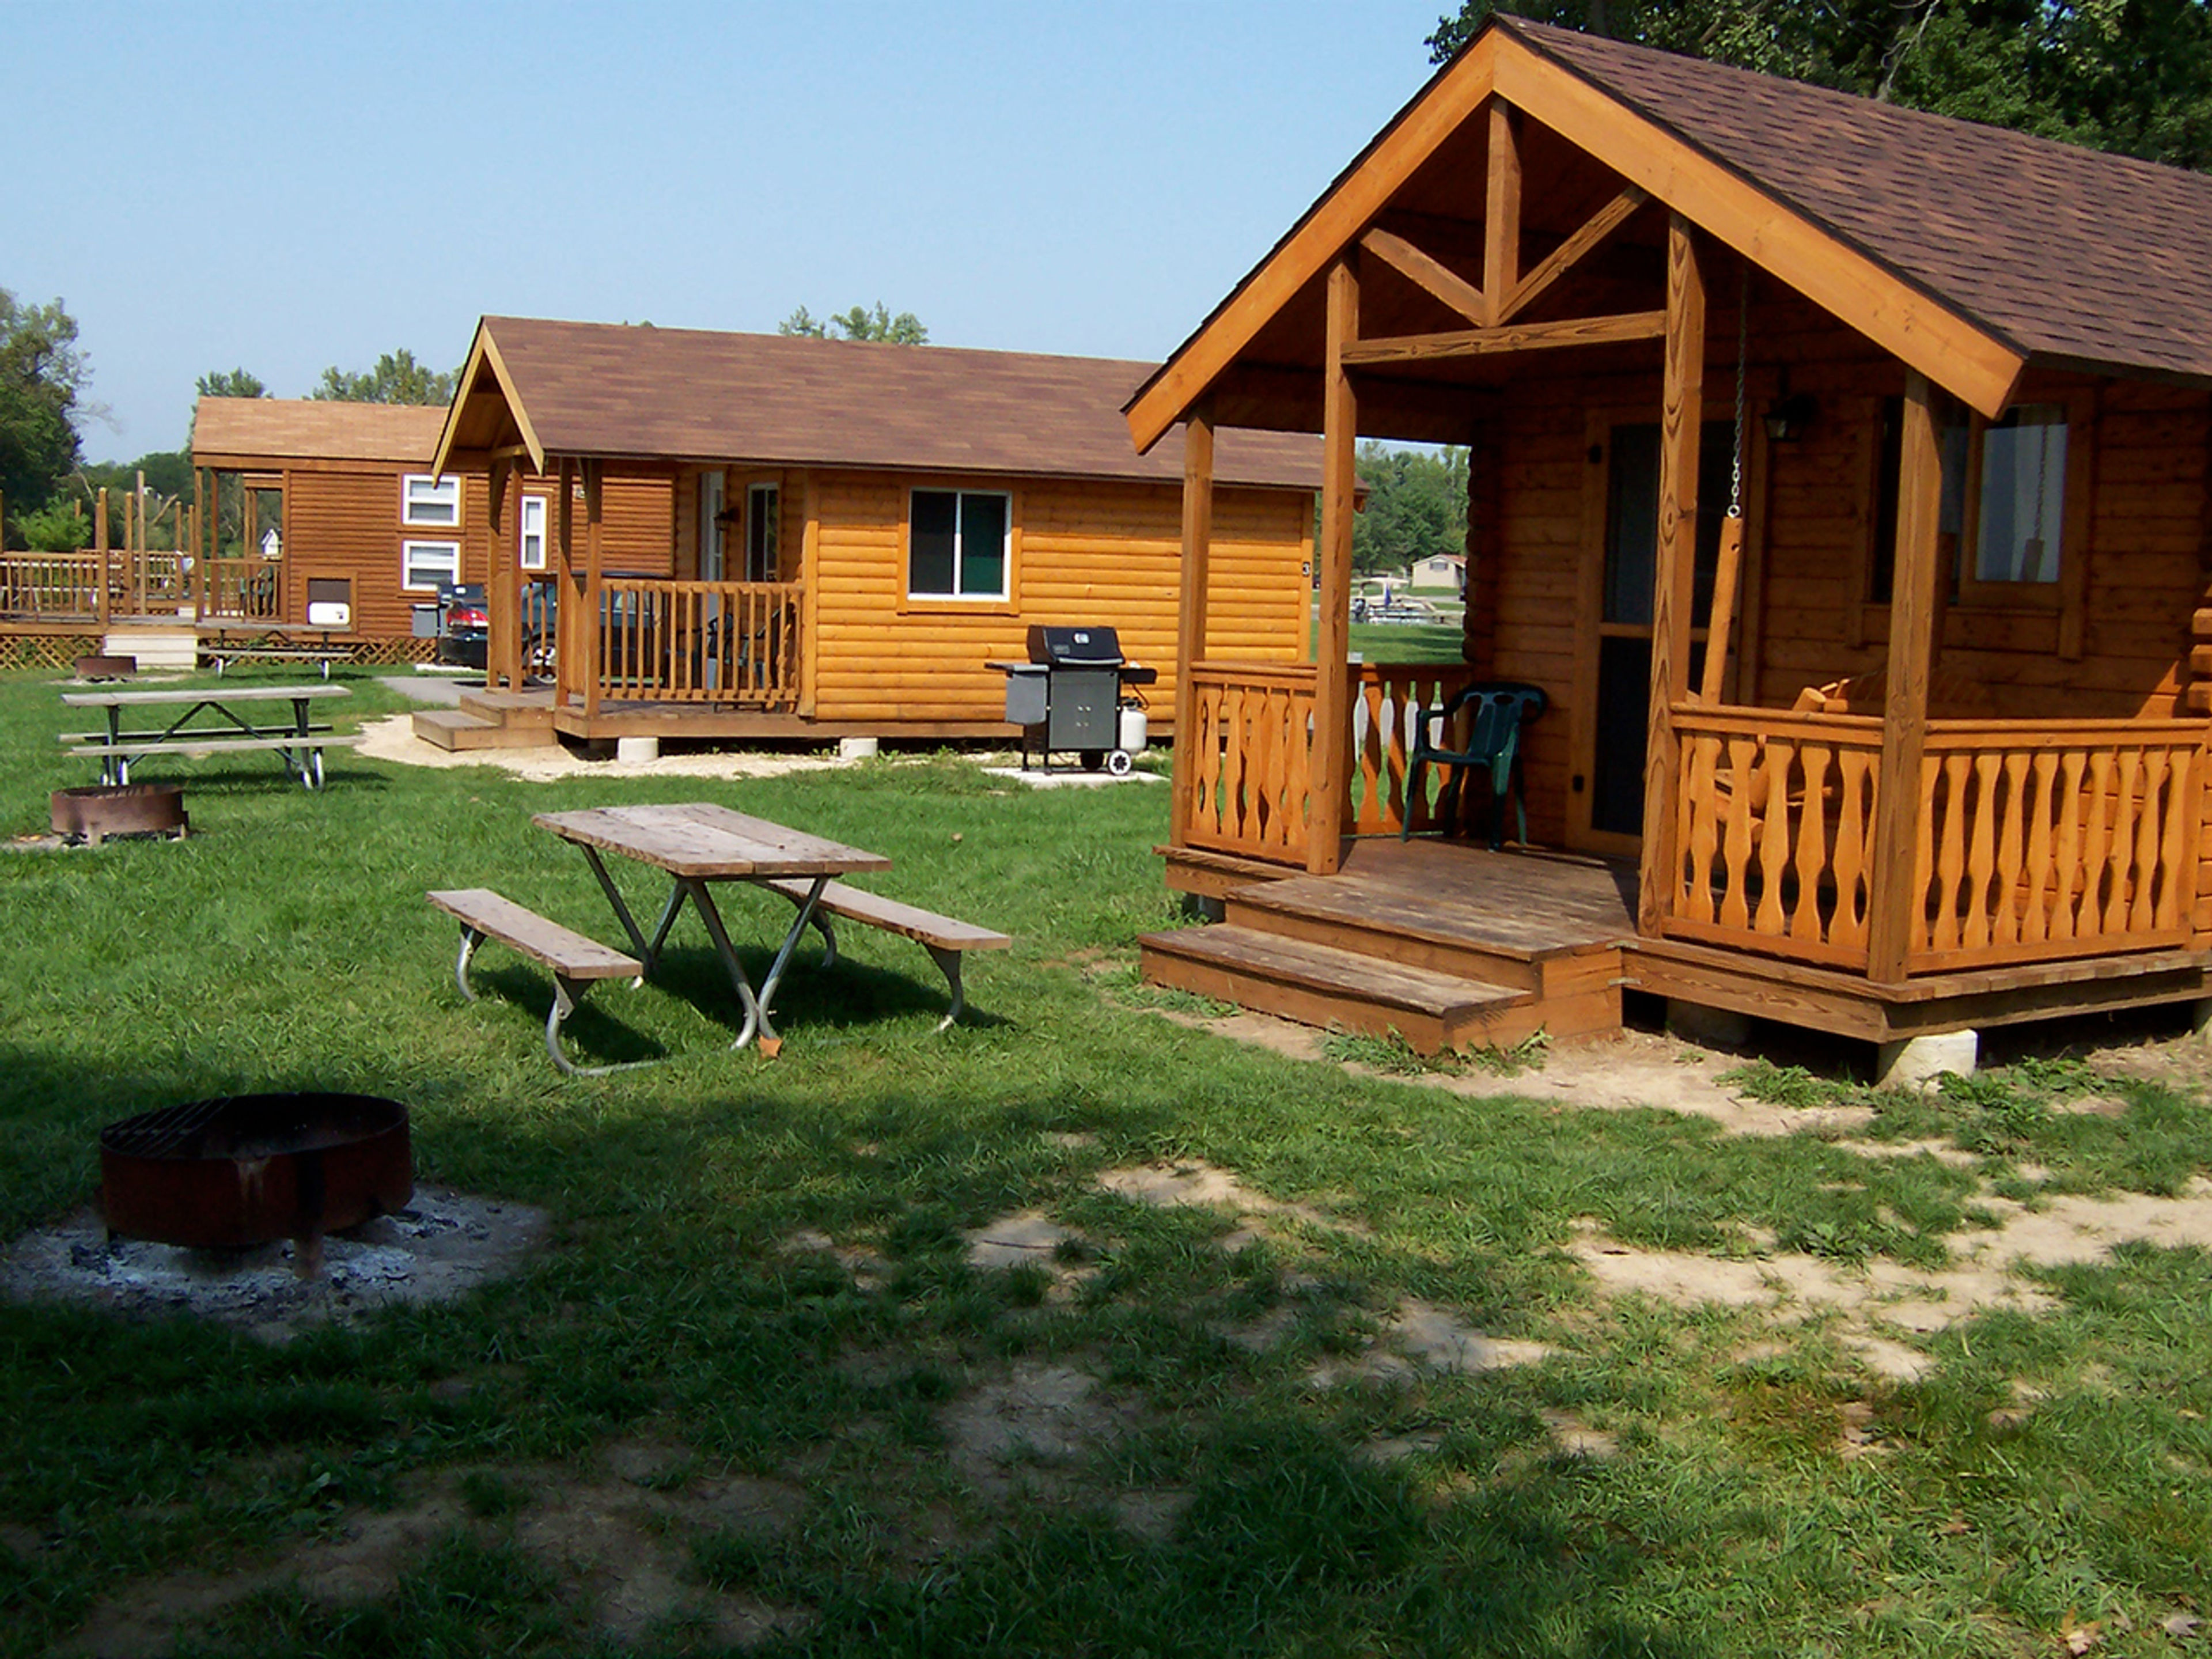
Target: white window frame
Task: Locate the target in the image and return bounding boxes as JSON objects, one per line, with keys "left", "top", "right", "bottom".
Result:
{"left": 401, "top": 473, "right": 462, "bottom": 528}
{"left": 907, "top": 487, "right": 1011, "bottom": 601}
{"left": 402, "top": 539, "right": 462, "bottom": 592}
{"left": 747, "top": 482, "right": 780, "bottom": 582}
{"left": 518, "top": 495, "right": 548, "bottom": 571}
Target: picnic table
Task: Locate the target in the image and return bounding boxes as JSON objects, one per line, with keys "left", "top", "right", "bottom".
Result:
{"left": 533, "top": 802, "right": 892, "bottom": 1056}
{"left": 60, "top": 683, "right": 356, "bottom": 790}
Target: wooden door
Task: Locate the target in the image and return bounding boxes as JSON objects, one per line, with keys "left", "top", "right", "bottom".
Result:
{"left": 1570, "top": 415, "right": 1735, "bottom": 854}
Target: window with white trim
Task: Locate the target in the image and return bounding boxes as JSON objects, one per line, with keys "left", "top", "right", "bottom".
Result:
{"left": 519, "top": 495, "right": 548, "bottom": 571}
{"left": 908, "top": 488, "right": 1008, "bottom": 599}
{"left": 401, "top": 473, "right": 462, "bottom": 527}
{"left": 403, "top": 540, "right": 461, "bottom": 592}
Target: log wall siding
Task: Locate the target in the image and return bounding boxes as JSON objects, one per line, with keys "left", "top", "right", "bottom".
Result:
{"left": 250, "top": 462, "right": 674, "bottom": 640}
{"left": 805, "top": 470, "right": 1310, "bottom": 726}
{"left": 1472, "top": 293, "right": 2210, "bottom": 862}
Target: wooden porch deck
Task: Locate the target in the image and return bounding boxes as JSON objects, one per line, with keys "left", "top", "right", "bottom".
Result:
{"left": 1149, "top": 837, "right": 2212, "bottom": 1052}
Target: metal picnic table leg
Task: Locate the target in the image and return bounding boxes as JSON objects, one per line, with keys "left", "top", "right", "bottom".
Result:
{"left": 574, "top": 843, "right": 675, "bottom": 977}
{"left": 683, "top": 877, "right": 771, "bottom": 1052}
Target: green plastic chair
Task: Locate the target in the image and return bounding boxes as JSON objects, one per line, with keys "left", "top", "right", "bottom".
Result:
{"left": 1402, "top": 681, "right": 1548, "bottom": 849}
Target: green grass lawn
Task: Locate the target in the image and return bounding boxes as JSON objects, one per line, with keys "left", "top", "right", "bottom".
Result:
{"left": 3, "top": 665, "right": 2211, "bottom": 1656}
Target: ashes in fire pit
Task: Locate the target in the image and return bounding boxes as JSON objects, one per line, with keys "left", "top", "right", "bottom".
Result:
{"left": 0, "top": 1186, "right": 551, "bottom": 1341}
{"left": 101, "top": 1092, "right": 412, "bottom": 1277}
{"left": 51, "top": 782, "right": 189, "bottom": 846}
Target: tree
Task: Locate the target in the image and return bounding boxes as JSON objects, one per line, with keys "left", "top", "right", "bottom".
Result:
{"left": 778, "top": 302, "right": 929, "bottom": 344}
{"left": 310, "top": 349, "right": 457, "bottom": 405}
{"left": 1353, "top": 442, "right": 1468, "bottom": 577}
{"left": 195, "top": 368, "right": 267, "bottom": 400}
{"left": 1426, "top": 1, "right": 2212, "bottom": 172}
{"left": 0, "top": 289, "right": 89, "bottom": 533}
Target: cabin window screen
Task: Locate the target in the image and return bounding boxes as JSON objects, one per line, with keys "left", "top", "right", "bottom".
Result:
{"left": 402, "top": 540, "right": 461, "bottom": 592}
{"left": 402, "top": 474, "right": 462, "bottom": 527}
{"left": 1972, "top": 404, "right": 2067, "bottom": 585}
{"left": 908, "top": 488, "right": 1009, "bottom": 599}
{"left": 747, "top": 484, "right": 779, "bottom": 582}
{"left": 518, "top": 497, "right": 548, "bottom": 571}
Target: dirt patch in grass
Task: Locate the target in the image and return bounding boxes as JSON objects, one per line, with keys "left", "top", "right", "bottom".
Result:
{"left": 1570, "top": 1177, "right": 2212, "bottom": 1379}
{"left": 57, "top": 1449, "right": 815, "bottom": 1657}
{"left": 1096, "top": 1157, "right": 1363, "bottom": 1236}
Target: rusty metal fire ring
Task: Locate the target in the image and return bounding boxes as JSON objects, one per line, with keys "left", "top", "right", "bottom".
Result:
{"left": 99, "top": 1093, "right": 413, "bottom": 1253}
{"left": 52, "top": 783, "right": 188, "bottom": 845}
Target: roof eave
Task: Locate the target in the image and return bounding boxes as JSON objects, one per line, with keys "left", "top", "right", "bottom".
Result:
{"left": 431, "top": 321, "right": 546, "bottom": 475}
{"left": 1128, "top": 19, "right": 2032, "bottom": 446}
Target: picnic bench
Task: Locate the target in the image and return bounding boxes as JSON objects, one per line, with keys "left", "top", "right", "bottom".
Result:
{"left": 60, "top": 683, "right": 357, "bottom": 789}
{"left": 762, "top": 878, "right": 1012, "bottom": 1031}
{"left": 428, "top": 888, "right": 644, "bottom": 1075}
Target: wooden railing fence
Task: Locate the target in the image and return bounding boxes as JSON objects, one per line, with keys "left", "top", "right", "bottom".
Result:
{"left": 200, "top": 557, "right": 283, "bottom": 622}
{"left": 0, "top": 552, "right": 104, "bottom": 622}
{"left": 1179, "top": 661, "right": 1316, "bottom": 863}
{"left": 1349, "top": 661, "right": 1477, "bottom": 836}
{"left": 590, "top": 577, "right": 802, "bottom": 709}
{"left": 1663, "top": 704, "right": 2203, "bottom": 975}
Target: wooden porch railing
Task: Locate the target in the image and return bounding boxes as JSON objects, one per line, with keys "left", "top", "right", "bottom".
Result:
{"left": 1911, "top": 718, "right": 2202, "bottom": 971}
{"left": 200, "top": 557, "right": 282, "bottom": 622}
{"left": 592, "top": 577, "right": 802, "bottom": 709}
{"left": 1349, "top": 661, "right": 1483, "bottom": 836}
{"left": 0, "top": 552, "right": 103, "bottom": 621}
{"left": 1667, "top": 705, "right": 1885, "bottom": 970}
{"left": 1666, "top": 703, "right": 2205, "bottom": 975}
{"left": 1179, "top": 661, "right": 1316, "bottom": 863}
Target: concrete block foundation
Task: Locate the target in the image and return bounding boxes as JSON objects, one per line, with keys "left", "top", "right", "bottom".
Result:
{"left": 1876, "top": 1028, "right": 1979, "bottom": 1090}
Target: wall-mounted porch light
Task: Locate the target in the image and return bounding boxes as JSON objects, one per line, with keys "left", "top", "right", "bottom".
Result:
{"left": 1763, "top": 392, "right": 1818, "bottom": 442}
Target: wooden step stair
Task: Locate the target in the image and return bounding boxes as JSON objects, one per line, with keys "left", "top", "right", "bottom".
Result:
{"left": 411, "top": 709, "right": 554, "bottom": 751}
{"left": 459, "top": 689, "right": 556, "bottom": 732}
{"left": 1139, "top": 923, "right": 1545, "bottom": 1054}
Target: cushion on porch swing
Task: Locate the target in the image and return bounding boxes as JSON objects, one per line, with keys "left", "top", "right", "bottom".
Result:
{"left": 1403, "top": 681, "right": 1547, "bottom": 850}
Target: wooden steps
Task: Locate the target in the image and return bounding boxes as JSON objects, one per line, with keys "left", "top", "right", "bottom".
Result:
{"left": 413, "top": 689, "right": 558, "bottom": 751}
{"left": 1142, "top": 840, "right": 1631, "bottom": 1052}
{"left": 1140, "top": 923, "right": 1539, "bottom": 1054}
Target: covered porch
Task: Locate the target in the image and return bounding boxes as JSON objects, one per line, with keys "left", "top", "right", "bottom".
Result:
{"left": 1132, "top": 20, "right": 2212, "bottom": 1057}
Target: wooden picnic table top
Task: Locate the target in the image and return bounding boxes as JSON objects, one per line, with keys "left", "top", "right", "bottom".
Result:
{"left": 62, "top": 683, "right": 351, "bottom": 709}
{"left": 533, "top": 802, "right": 892, "bottom": 881}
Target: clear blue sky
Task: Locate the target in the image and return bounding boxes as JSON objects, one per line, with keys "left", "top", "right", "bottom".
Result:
{"left": 10, "top": 1, "right": 1456, "bottom": 464}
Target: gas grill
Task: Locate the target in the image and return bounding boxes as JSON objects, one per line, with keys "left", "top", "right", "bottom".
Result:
{"left": 991, "top": 624, "right": 1157, "bottom": 774}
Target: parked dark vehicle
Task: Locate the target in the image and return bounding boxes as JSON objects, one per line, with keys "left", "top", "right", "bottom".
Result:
{"left": 436, "top": 584, "right": 488, "bottom": 669}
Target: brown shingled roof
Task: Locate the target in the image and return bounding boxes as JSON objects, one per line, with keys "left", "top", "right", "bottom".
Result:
{"left": 190, "top": 398, "right": 442, "bottom": 465}
{"left": 1517, "top": 18, "right": 2212, "bottom": 383}
{"left": 456, "top": 317, "right": 1322, "bottom": 490}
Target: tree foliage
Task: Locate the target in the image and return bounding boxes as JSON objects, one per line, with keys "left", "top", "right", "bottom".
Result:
{"left": 309, "top": 348, "right": 457, "bottom": 406}
{"left": 778, "top": 302, "right": 930, "bottom": 345}
{"left": 1427, "top": 1, "right": 2212, "bottom": 172}
{"left": 0, "top": 289, "right": 89, "bottom": 532}
{"left": 1354, "top": 442, "right": 1468, "bottom": 577}
{"left": 195, "top": 368, "right": 267, "bottom": 400}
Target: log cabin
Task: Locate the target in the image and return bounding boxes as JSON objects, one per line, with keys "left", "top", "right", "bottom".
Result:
{"left": 189, "top": 398, "right": 669, "bottom": 658}
{"left": 1132, "top": 17, "right": 2212, "bottom": 1078}
{"left": 1, "top": 399, "right": 601, "bottom": 668}
{"left": 422, "top": 317, "right": 1324, "bottom": 749}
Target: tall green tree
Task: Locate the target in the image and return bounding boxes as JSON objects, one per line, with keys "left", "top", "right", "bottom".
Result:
{"left": 1427, "top": 1, "right": 2212, "bottom": 171}
{"left": 778, "top": 302, "right": 929, "bottom": 344}
{"left": 0, "top": 289, "right": 89, "bottom": 533}
{"left": 309, "top": 349, "right": 457, "bottom": 405}
{"left": 1353, "top": 442, "right": 1468, "bottom": 577}
{"left": 195, "top": 368, "right": 267, "bottom": 400}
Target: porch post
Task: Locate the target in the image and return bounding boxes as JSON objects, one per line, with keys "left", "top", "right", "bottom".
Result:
{"left": 487, "top": 459, "right": 521, "bottom": 692}
{"left": 1169, "top": 401, "right": 1214, "bottom": 851}
{"left": 556, "top": 459, "right": 578, "bottom": 708}
{"left": 1310, "top": 256, "right": 1360, "bottom": 875}
{"left": 95, "top": 486, "right": 112, "bottom": 628}
{"left": 1867, "top": 370, "right": 1944, "bottom": 982}
{"left": 582, "top": 458, "right": 605, "bottom": 719}
{"left": 1638, "top": 214, "right": 1706, "bottom": 935}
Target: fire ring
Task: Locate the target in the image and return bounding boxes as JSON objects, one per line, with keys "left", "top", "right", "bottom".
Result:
{"left": 99, "top": 1093, "right": 413, "bottom": 1262}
